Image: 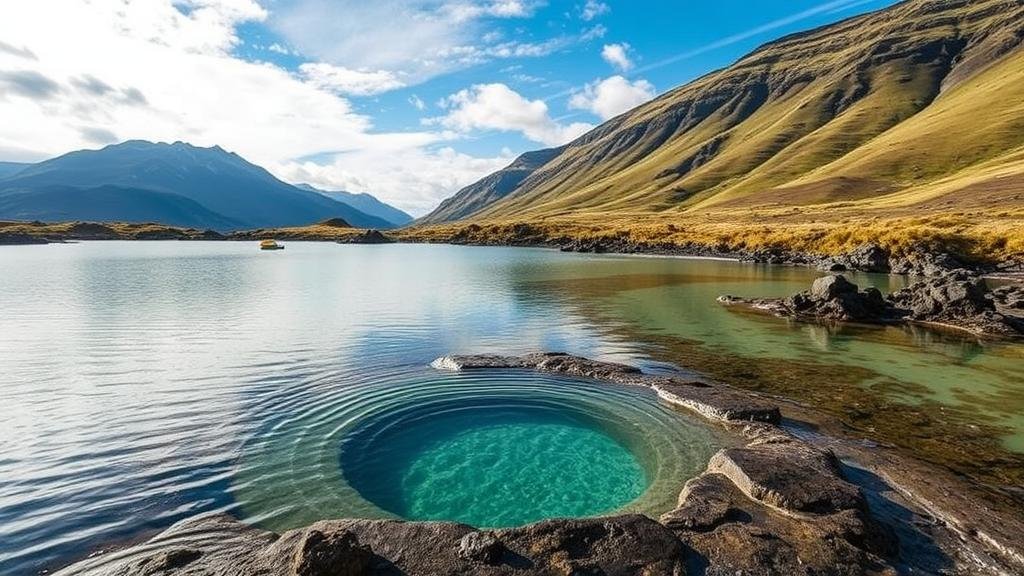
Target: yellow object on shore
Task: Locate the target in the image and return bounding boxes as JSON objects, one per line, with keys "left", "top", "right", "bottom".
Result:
{"left": 260, "top": 239, "right": 284, "bottom": 250}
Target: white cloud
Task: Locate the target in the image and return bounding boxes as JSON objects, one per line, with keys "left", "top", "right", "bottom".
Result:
{"left": 408, "top": 94, "right": 427, "bottom": 111}
{"left": 580, "top": 0, "right": 610, "bottom": 21}
{"left": 0, "top": 0, "right": 511, "bottom": 215}
{"left": 580, "top": 24, "right": 607, "bottom": 41}
{"left": 270, "top": 0, "right": 552, "bottom": 84}
{"left": 272, "top": 147, "right": 514, "bottom": 215}
{"left": 435, "top": 83, "right": 593, "bottom": 146}
{"left": 568, "top": 75, "right": 656, "bottom": 120}
{"left": 298, "top": 62, "right": 406, "bottom": 96}
{"left": 601, "top": 43, "right": 632, "bottom": 72}
{"left": 267, "top": 42, "right": 292, "bottom": 55}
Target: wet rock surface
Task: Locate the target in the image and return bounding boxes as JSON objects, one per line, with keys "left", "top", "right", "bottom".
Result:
{"left": 720, "top": 272, "right": 1024, "bottom": 337}
{"left": 433, "top": 352, "right": 779, "bottom": 423}
{"left": 59, "top": 514, "right": 687, "bottom": 576}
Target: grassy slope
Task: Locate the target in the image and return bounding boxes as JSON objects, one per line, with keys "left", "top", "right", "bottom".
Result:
{"left": 414, "top": 0, "right": 1024, "bottom": 262}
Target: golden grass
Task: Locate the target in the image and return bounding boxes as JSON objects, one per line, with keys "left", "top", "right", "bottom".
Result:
{"left": 400, "top": 206, "right": 1024, "bottom": 264}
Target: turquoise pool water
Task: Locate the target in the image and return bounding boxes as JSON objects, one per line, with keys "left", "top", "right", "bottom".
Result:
{"left": 233, "top": 370, "right": 718, "bottom": 532}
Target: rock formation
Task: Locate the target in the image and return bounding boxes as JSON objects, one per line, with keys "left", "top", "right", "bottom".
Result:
{"left": 720, "top": 272, "right": 1024, "bottom": 337}
{"left": 55, "top": 353, "right": 1024, "bottom": 575}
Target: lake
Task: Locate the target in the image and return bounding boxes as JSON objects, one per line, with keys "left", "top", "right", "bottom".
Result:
{"left": 2, "top": 242, "right": 1022, "bottom": 574}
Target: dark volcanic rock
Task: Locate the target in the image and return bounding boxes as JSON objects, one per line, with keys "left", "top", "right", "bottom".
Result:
{"left": 889, "top": 249, "right": 965, "bottom": 277}
{"left": 291, "top": 528, "right": 374, "bottom": 576}
{"left": 337, "top": 229, "right": 394, "bottom": 244}
{"left": 721, "top": 273, "right": 1023, "bottom": 337}
{"left": 844, "top": 244, "right": 890, "bottom": 273}
{"left": 722, "top": 274, "right": 888, "bottom": 322}
{"left": 0, "top": 232, "right": 50, "bottom": 245}
{"left": 788, "top": 275, "right": 888, "bottom": 322}
{"left": 662, "top": 473, "right": 896, "bottom": 576}
{"left": 59, "top": 514, "right": 686, "bottom": 576}
{"left": 816, "top": 243, "right": 890, "bottom": 274}
{"left": 887, "top": 270, "right": 1021, "bottom": 336}
{"left": 991, "top": 284, "right": 1024, "bottom": 310}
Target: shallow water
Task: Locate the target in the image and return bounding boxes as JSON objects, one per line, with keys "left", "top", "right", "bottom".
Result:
{"left": 1, "top": 242, "right": 1022, "bottom": 574}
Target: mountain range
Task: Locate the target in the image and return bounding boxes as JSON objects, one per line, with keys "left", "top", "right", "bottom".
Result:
{"left": 421, "top": 0, "right": 1024, "bottom": 232}
{"left": 0, "top": 141, "right": 410, "bottom": 230}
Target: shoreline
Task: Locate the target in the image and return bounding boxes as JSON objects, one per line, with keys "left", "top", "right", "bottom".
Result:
{"left": 56, "top": 353, "right": 1024, "bottom": 575}
{"left": 6, "top": 217, "right": 1022, "bottom": 278}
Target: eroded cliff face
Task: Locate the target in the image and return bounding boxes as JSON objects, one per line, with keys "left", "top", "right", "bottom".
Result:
{"left": 434, "top": 0, "right": 1024, "bottom": 222}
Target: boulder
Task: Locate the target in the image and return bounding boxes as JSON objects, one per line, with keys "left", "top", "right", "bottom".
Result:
{"left": 338, "top": 230, "right": 393, "bottom": 244}
{"left": 291, "top": 528, "right": 374, "bottom": 576}
{"left": 707, "top": 440, "right": 864, "bottom": 515}
{"left": 811, "top": 274, "right": 859, "bottom": 300}
{"left": 786, "top": 275, "right": 888, "bottom": 321}
{"left": 843, "top": 243, "right": 890, "bottom": 273}
{"left": 889, "top": 250, "right": 964, "bottom": 277}
{"left": 886, "top": 270, "right": 1021, "bottom": 335}
{"left": 458, "top": 531, "right": 504, "bottom": 564}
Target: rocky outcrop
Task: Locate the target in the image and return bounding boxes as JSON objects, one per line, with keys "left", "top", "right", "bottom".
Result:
{"left": 720, "top": 273, "right": 1024, "bottom": 337}
{"left": 887, "top": 270, "right": 1022, "bottom": 336}
{"left": 0, "top": 231, "right": 51, "bottom": 245}
{"left": 336, "top": 229, "right": 394, "bottom": 244}
{"left": 888, "top": 249, "right": 967, "bottom": 277}
{"left": 57, "top": 352, "right": 1024, "bottom": 575}
{"left": 991, "top": 284, "right": 1024, "bottom": 310}
{"left": 57, "top": 514, "right": 688, "bottom": 576}
{"left": 745, "top": 243, "right": 972, "bottom": 277}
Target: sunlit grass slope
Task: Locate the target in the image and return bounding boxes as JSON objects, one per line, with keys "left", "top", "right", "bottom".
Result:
{"left": 416, "top": 0, "right": 1024, "bottom": 261}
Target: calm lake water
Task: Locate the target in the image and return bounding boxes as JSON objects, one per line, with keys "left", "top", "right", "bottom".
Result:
{"left": 2, "top": 242, "right": 1023, "bottom": 574}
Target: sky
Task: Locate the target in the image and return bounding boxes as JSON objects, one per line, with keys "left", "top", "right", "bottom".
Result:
{"left": 0, "top": 0, "right": 898, "bottom": 216}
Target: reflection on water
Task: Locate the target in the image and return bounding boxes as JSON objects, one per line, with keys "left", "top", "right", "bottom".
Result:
{"left": 1, "top": 242, "right": 1022, "bottom": 574}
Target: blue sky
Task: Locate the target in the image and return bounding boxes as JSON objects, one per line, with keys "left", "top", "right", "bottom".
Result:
{"left": 0, "top": 0, "right": 898, "bottom": 214}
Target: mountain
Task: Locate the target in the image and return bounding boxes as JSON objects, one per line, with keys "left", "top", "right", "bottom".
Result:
{"left": 295, "top": 184, "right": 412, "bottom": 227}
{"left": 430, "top": 0, "right": 1024, "bottom": 226}
{"left": 0, "top": 185, "right": 242, "bottom": 230}
{"left": 418, "top": 147, "right": 562, "bottom": 225}
{"left": 0, "top": 162, "right": 30, "bottom": 179}
{"left": 0, "top": 141, "right": 393, "bottom": 230}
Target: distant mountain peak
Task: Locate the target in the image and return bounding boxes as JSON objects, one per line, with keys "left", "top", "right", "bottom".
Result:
{"left": 0, "top": 140, "right": 395, "bottom": 231}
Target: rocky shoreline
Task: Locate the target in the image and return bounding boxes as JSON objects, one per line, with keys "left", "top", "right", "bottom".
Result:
{"left": 8, "top": 220, "right": 1024, "bottom": 278}
{"left": 58, "top": 353, "right": 1024, "bottom": 575}
{"left": 719, "top": 271, "right": 1024, "bottom": 338}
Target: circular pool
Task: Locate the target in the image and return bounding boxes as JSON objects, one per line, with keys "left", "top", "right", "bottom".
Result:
{"left": 233, "top": 369, "right": 720, "bottom": 530}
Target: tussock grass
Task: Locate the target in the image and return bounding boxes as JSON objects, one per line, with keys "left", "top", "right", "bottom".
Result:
{"left": 401, "top": 208, "right": 1024, "bottom": 264}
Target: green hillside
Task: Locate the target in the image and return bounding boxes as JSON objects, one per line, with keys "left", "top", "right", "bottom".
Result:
{"left": 417, "top": 0, "right": 1024, "bottom": 260}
